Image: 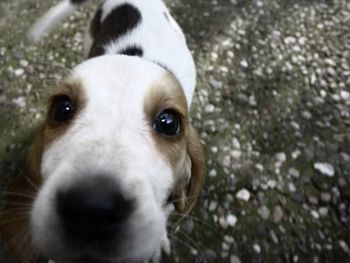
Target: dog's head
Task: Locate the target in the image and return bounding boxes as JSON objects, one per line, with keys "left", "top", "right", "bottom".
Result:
{"left": 14, "top": 55, "right": 204, "bottom": 262}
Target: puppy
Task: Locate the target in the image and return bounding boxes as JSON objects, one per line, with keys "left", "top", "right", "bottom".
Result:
{"left": 0, "top": 0, "right": 205, "bottom": 262}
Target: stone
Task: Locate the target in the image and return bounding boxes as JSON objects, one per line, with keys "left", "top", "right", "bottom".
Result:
{"left": 219, "top": 216, "right": 228, "bottom": 229}
{"left": 226, "top": 214, "right": 237, "bottom": 227}
{"left": 340, "top": 91, "right": 350, "bottom": 100}
{"left": 205, "top": 104, "right": 215, "bottom": 113}
{"left": 12, "top": 97, "right": 26, "bottom": 108}
{"left": 253, "top": 244, "right": 261, "bottom": 253}
{"left": 14, "top": 68, "right": 24, "bottom": 76}
{"left": 339, "top": 240, "right": 350, "bottom": 254}
{"left": 320, "top": 192, "right": 331, "bottom": 203}
{"left": 230, "top": 255, "right": 241, "bottom": 263}
{"left": 255, "top": 163, "right": 264, "bottom": 171}
{"left": 288, "top": 168, "right": 300, "bottom": 178}
{"left": 240, "top": 60, "right": 248, "bottom": 68}
{"left": 288, "top": 182, "right": 296, "bottom": 193}
{"left": 19, "top": 59, "right": 29, "bottom": 67}
{"left": 276, "top": 152, "right": 287, "bottom": 162}
{"left": 258, "top": 206, "right": 270, "bottom": 220}
{"left": 302, "top": 111, "right": 312, "bottom": 119}
{"left": 267, "top": 179, "right": 277, "bottom": 189}
{"left": 201, "top": 249, "right": 216, "bottom": 260}
{"left": 209, "top": 78, "right": 223, "bottom": 89}
{"left": 311, "top": 210, "right": 320, "bottom": 219}
{"left": 231, "top": 150, "right": 242, "bottom": 159}
{"left": 340, "top": 152, "right": 350, "bottom": 162}
{"left": 314, "top": 162, "right": 335, "bottom": 177}
{"left": 236, "top": 188, "right": 251, "bottom": 201}
{"left": 209, "top": 169, "right": 217, "bottom": 177}
{"left": 273, "top": 206, "right": 284, "bottom": 223}
{"left": 209, "top": 201, "right": 217, "bottom": 211}
{"left": 318, "top": 207, "right": 328, "bottom": 217}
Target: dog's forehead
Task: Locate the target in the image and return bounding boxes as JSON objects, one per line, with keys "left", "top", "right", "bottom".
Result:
{"left": 72, "top": 55, "right": 169, "bottom": 107}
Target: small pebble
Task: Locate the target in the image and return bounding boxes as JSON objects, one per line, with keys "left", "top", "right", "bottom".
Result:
{"left": 258, "top": 206, "right": 270, "bottom": 220}
{"left": 314, "top": 162, "right": 335, "bottom": 177}
{"left": 236, "top": 188, "right": 251, "bottom": 201}
{"left": 226, "top": 214, "right": 237, "bottom": 227}
{"left": 253, "top": 244, "right": 261, "bottom": 253}
{"left": 14, "top": 68, "right": 24, "bottom": 76}
{"left": 273, "top": 206, "right": 284, "bottom": 223}
{"left": 311, "top": 210, "right": 320, "bottom": 219}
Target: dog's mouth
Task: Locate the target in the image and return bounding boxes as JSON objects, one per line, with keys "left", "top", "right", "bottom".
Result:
{"left": 31, "top": 175, "right": 169, "bottom": 263}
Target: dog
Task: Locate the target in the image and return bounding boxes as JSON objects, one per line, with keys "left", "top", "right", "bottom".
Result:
{"left": 0, "top": 0, "right": 205, "bottom": 262}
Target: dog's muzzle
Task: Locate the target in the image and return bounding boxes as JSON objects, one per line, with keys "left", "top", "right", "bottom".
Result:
{"left": 56, "top": 176, "right": 134, "bottom": 243}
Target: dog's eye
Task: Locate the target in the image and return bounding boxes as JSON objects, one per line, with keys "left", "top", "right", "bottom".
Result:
{"left": 52, "top": 96, "right": 75, "bottom": 123}
{"left": 154, "top": 109, "right": 180, "bottom": 136}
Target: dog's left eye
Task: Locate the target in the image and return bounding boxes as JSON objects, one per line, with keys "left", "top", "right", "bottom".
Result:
{"left": 154, "top": 109, "right": 180, "bottom": 136}
{"left": 52, "top": 96, "right": 75, "bottom": 123}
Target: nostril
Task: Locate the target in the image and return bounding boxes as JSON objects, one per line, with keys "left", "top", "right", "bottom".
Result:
{"left": 56, "top": 177, "right": 134, "bottom": 241}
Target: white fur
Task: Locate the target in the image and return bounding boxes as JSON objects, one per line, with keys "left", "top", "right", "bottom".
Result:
{"left": 100, "top": 0, "right": 196, "bottom": 105}
{"left": 30, "top": 0, "right": 197, "bottom": 261}
{"left": 31, "top": 56, "right": 183, "bottom": 263}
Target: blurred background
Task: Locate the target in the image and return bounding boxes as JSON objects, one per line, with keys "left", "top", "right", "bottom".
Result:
{"left": 0, "top": 0, "right": 349, "bottom": 262}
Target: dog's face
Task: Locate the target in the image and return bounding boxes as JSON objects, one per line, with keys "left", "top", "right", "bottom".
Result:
{"left": 26, "top": 55, "right": 204, "bottom": 262}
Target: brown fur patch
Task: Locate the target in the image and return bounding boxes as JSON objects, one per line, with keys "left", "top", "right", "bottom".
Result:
{"left": 144, "top": 73, "right": 188, "bottom": 168}
{"left": 144, "top": 73, "right": 205, "bottom": 213}
{"left": 0, "top": 78, "right": 86, "bottom": 263}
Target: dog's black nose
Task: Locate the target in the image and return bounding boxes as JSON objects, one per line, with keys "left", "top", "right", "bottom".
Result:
{"left": 56, "top": 177, "right": 134, "bottom": 241}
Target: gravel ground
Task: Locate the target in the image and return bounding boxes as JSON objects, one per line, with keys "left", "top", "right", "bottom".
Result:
{"left": 1, "top": 0, "right": 350, "bottom": 262}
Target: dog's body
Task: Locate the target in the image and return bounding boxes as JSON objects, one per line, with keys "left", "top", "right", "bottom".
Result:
{"left": 30, "top": 0, "right": 196, "bottom": 104}
{"left": 0, "top": 0, "right": 204, "bottom": 263}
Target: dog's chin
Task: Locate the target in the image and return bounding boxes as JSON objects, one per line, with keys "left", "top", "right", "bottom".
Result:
{"left": 44, "top": 245, "right": 163, "bottom": 263}
{"left": 48, "top": 255, "right": 151, "bottom": 263}
{"left": 36, "top": 218, "right": 170, "bottom": 263}
{"left": 40, "top": 236, "right": 166, "bottom": 263}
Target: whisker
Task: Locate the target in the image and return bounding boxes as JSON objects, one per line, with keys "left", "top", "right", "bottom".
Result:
{"left": 168, "top": 225, "right": 202, "bottom": 254}
{"left": 0, "top": 191, "right": 36, "bottom": 200}
{"left": 0, "top": 216, "right": 29, "bottom": 227}
{"left": 169, "top": 212, "right": 222, "bottom": 237}
{"left": 24, "top": 175, "right": 39, "bottom": 191}
{"left": 0, "top": 208, "right": 30, "bottom": 215}
{"left": 168, "top": 233, "right": 201, "bottom": 260}
{"left": 0, "top": 200, "right": 33, "bottom": 207}
{"left": 6, "top": 223, "right": 38, "bottom": 262}
{"left": 21, "top": 229, "right": 37, "bottom": 261}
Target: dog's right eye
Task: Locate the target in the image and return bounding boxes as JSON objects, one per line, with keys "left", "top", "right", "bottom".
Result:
{"left": 52, "top": 96, "right": 75, "bottom": 123}
{"left": 154, "top": 109, "right": 181, "bottom": 136}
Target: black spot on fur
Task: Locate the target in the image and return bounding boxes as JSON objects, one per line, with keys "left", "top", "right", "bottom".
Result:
{"left": 119, "top": 46, "right": 143, "bottom": 57}
{"left": 89, "top": 6, "right": 103, "bottom": 40}
{"left": 88, "top": 4, "right": 142, "bottom": 58}
{"left": 70, "top": 0, "right": 89, "bottom": 4}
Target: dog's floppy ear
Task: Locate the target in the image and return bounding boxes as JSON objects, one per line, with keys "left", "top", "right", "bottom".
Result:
{"left": 173, "top": 126, "right": 205, "bottom": 213}
{"left": 0, "top": 124, "right": 45, "bottom": 263}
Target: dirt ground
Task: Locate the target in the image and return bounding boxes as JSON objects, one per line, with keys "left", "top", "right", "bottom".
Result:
{"left": 0, "top": 0, "right": 350, "bottom": 262}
